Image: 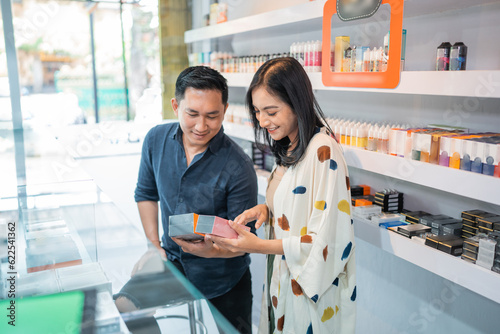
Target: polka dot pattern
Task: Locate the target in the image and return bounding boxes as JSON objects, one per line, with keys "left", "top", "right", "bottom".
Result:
{"left": 323, "top": 246, "right": 328, "bottom": 261}
{"left": 301, "top": 235, "right": 312, "bottom": 243}
{"left": 300, "top": 226, "right": 307, "bottom": 236}
{"left": 317, "top": 146, "right": 331, "bottom": 162}
{"left": 278, "top": 214, "right": 290, "bottom": 231}
{"left": 291, "top": 279, "right": 303, "bottom": 296}
{"left": 332, "top": 277, "right": 339, "bottom": 286}
{"left": 277, "top": 315, "right": 285, "bottom": 331}
{"left": 338, "top": 199, "right": 350, "bottom": 215}
{"left": 314, "top": 201, "right": 327, "bottom": 211}
{"left": 346, "top": 176, "right": 350, "bottom": 190}
{"left": 330, "top": 159, "right": 338, "bottom": 170}
{"left": 292, "top": 186, "right": 307, "bottom": 194}
{"left": 307, "top": 323, "right": 313, "bottom": 334}
{"left": 311, "top": 294, "right": 319, "bottom": 303}
{"left": 342, "top": 242, "right": 352, "bottom": 261}
{"left": 351, "top": 286, "right": 357, "bottom": 301}
{"left": 272, "top": 295, "right": 278, "bottom": 308}
{"left": 321, "top": 307, "right": 334, "bottom": 322}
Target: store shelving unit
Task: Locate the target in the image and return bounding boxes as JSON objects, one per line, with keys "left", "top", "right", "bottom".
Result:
{"left": 223, "top": 122, "right": 500, "bottom": 206}
{"left": 185, "top": 0, "right": 499, "bottom": 43}
{"left": 354, "top": 217, "right": 500, "bottom": 304}
{"left": 189, "top": 0, "right": 500, "bottom": 319}
{"left": 223, "top": 71, "right": 500, "bottom": 98}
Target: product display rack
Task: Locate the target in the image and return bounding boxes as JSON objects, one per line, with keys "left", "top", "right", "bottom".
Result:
{"left": 185, "top": 0, "right": 498, "bottom": 43}
{"left": 223, "top": 71, "right": 500, "bottom": 98}
{"left": 189, "top": 1, "right": 500, "bottom": 328}
{"left": 222, "top": 123, "right": 500, "bottom": 206}
{"left": 353, "top": 217, "right": 500, "bottom": 304}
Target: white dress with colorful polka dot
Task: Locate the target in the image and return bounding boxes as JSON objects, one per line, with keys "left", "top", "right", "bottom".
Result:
{"left": 259, "top": 132, "right": 356, "bottom": 334}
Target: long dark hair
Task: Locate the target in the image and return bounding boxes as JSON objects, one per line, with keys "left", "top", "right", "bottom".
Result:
{"left": 246, "top": 57, "right": 332, "bottom": 167}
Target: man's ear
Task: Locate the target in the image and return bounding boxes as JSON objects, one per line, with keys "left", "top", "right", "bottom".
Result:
{"left": 171, "top": 98, "right": 179, "bottom": 117}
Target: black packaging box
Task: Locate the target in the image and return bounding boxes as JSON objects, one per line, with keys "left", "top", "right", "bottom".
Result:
{"left": 438, "top": 237, "right": 463, "bottom": 256}
{"left": 478, "top": 226, "right": 494, "bottom": 234}
{"left": 461, "top": 254, "right": 476, "bottom": 264}
{"left": 397, "top": 224, "right": 431, "bottom": 238}
{"left": 463, "top": 237, "right": 480, "bottom": 253}
{"left": 477, "top": 215, "right": 500, "bottom": 231}
{"left": 461, "top": 210, "right": 489, "bottom": 221}
{"left": 462, "top": 223, "right": 478, "bottom": 235}
{"left": 431, "top": 218, "right": 461, "bottom": 230}
{"left": 403, "top": 211, "right": 431, "bottom": 224}
{"left": 420, "top": 214, "right": 452, "bottom": 226}
{"left": 442, "top": 223, "right": 463, "bottom": 236}
{"left": 431, "top": 228, "right": 440, "bottom": 235}
{"left": 462, "top": 248, "right": 478, "bottom": 260}
{"left": 425, "top": 234, "right": 459, "bottom": 249}
{"left": 462, "top": 230, "right": 476, "bottom": 239}
{"left": 351, "top": 186, "right": 364, "bottom": 197}
{"left": 462, "top": 217, "right": 478, "bottom": 228}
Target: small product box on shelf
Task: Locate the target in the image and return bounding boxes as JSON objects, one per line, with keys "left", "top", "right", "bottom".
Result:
{"left": 419, "top": 214, "right": 452, "bottom": 227}
{"left": 402, "top": 211, "right": 431, "bottom": 225}
{"left": 477, "top": 215, "right": 500, "bottom": 231}
{"left": 425, "top": 234, "right": 463, "bottom": 255}
{"left": 431, "top": 218, "right": 462, "bottom": 236}
{"left": 396, "top": 223, "right": 431, "bottom": 238}
{"left": 442, "top": 222, "right": 463, "bottom": 236}
{"left": 374, "top": 190, "right": 404, "bottom": 213}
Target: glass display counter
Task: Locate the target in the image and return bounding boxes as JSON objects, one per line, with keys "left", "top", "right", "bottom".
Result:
{"left": 0, "top": 125, "right": 238, "bottom": 333}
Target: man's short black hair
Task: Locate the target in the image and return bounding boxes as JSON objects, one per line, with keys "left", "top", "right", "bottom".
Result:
{"left": 175, "top": 66, "right": 228, "bottom": 105}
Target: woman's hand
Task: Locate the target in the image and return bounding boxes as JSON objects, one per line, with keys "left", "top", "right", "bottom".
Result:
{"left": 207, "top": 221, "right": 261, "bottom": 254}
{"left": 208, "top": 221, "right": 284, "bottom": 255}
{"left": 234, "top": 204, "right": 269, "bottom": 229}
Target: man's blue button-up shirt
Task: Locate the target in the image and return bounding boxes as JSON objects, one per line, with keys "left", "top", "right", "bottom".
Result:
{"left": 135, "top": 122, "right": 258, "bottom": 299}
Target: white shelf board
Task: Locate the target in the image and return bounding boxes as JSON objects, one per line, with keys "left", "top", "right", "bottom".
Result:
{"left": 223, "top": 71, "right": 500, "bottom": 98}
{"left": 185, "top": 1, "right": 327, "bottom": 43}
{"left": 343, "top": 146, "right": 500, "bottom": 206}
{"left": 354, "top": 217, "right": 500, "bottom": 304}
{"left": 185, "top": 0, "right": 498, "bottom": 43}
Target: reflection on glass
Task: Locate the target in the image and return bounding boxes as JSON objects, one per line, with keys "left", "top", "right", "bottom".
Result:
{"left": 7, "top": 0, "right": 160, "bottom": 126}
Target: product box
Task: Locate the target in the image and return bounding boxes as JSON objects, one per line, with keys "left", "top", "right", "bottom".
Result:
{"left": 462, "top": 217, "right": 478, "bottom": 228}
{"left": 352, "top": 205, "right": 382, "bottom": 220}
{"left": 477, "top": 215, "right": 500, "bottom": 231}
{"left": 169, "top": 213, "right": 203, "bottom": 241}
{"left": 425, "top": 234, "right": 460, "bottom": 249}
{"left": 462, "top": 248, "right": 478, "bottom": 260}
{"left": 195, "top": 215, "right": 250, "bottom": 239}
{"left": 442, "top": 223, "right": 463, "bottom": 236}
{"left": 371, "top": 213, "right": 405, "bottom": 225}
{"left": 379, "top": 221, "right": 407, "bottom": 229}
{"left": 431, "top": 218, "right": 461, "bottom": 230}
{"left": 461, "top": 253, "right": 476, "bottom": 264}
{"left": 437, "top": 237, "right": 464, "bottom": 256}
{"left": 461, "top": 210, "right": 496, "bottom": 222}
{"left": 403, "top": 211, "right": 431, "bottom": 224}
{"left": 419, "top": 214, "right": 452, "bottom": 227}
{"left": 462, "top": 223, "right": 478, "bottom": 235}
{"left": 169, "top": 213, "right": 249, "bottom": 240}
{"left": 397, "top": 223, "right": 431, "bottom": 238}
{"left": 374, "top": 191, "right": 404, "bottom": 213}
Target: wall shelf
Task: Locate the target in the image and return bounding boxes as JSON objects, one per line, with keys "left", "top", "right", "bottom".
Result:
{"left": 185, "top": 0, "right": 498, "bottom": 43}
{"left": 223, "top": 71, "right": 500, "bottom": 98}
{"left": 343, "top": 147, "right": 500, "bottom": 206}
{"left": 354, "top": 217, "right": 500, "bottom": 304}
{"left": 223, "top": 123, "right": 500, "bottom": 206}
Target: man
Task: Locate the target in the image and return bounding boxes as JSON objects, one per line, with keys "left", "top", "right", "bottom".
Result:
{"left": 134, "top": 66, "right": 258, "bottom": 333}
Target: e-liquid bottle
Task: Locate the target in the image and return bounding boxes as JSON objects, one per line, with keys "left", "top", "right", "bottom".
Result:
{"left": 450, "top": 42, "right": 467, "bottom": 71}
{"left": 436, "top": 42, "right": 452, "bottom": 71}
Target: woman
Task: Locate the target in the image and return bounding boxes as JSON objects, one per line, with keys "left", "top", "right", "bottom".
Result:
{"left": 208, "top": 57, "right": 356, "bottom": 333}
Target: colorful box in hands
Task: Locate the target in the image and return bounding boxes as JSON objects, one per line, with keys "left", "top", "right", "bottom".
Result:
{"left": 169, "top": 213, "right": 249, "bottom": 241}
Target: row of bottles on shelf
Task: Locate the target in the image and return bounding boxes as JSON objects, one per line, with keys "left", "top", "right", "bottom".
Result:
{"left": 188, "top": 31, "right": 403, "bottom": 74}
{"left": 327, "top": 118, "right": 500, "bottom": 177}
